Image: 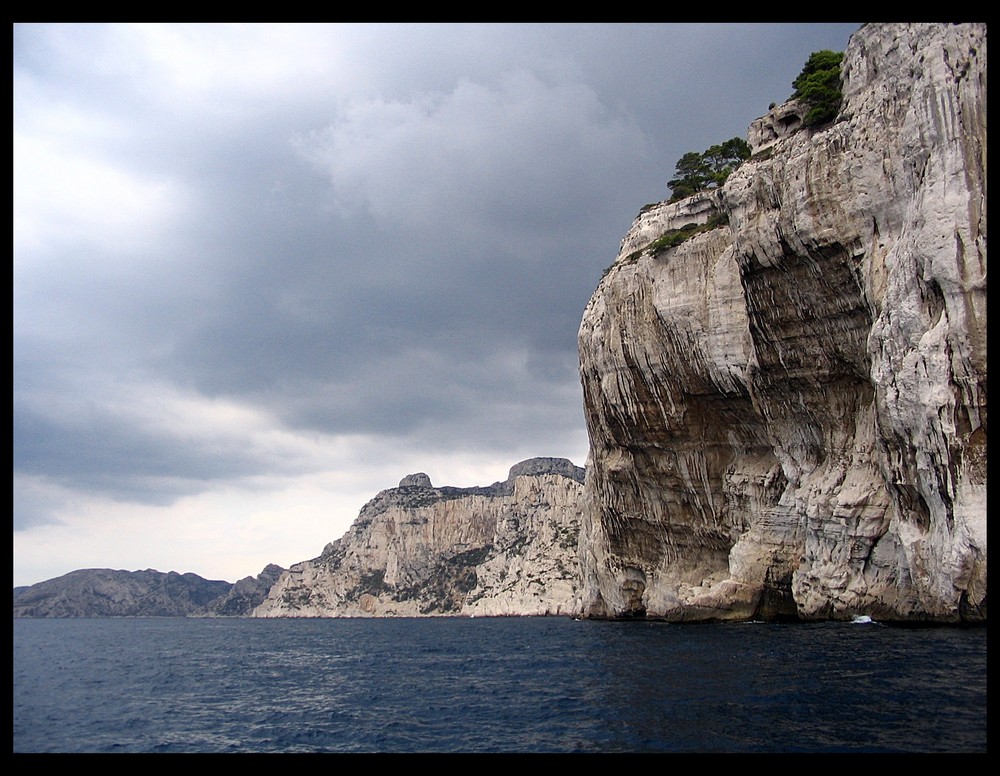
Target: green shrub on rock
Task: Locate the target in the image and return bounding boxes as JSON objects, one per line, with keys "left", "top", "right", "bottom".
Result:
{"left": 792, "top": 49, "right": 844, "bottom": 126}
{"left": 667, "top": 137, "right": 750, "bottom": 202}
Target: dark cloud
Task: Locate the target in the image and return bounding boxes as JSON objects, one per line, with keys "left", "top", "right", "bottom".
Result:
{"left": 13, "top": 23, "right": 860, "bottom": 584}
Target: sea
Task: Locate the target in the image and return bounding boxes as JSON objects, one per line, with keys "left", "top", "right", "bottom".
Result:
{"left": 12, "top": 616, "right": 987, "bottom": 754}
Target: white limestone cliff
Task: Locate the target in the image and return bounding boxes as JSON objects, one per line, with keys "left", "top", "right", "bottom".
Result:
{"left": 253, "top": 459, "right": 585, "bottom": 617}
{"left": 577, "top": 23, "right": 986, "bottom": 622}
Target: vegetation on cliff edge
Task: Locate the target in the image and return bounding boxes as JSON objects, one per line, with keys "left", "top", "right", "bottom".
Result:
{"left": 791, "top": 49, "right": 844, "bottom": 126}
{"left": 666, "top": 137, "right": 751, "bottom": 202}
{"left": 664, "top": 49, "right": 844, "bottom": 205}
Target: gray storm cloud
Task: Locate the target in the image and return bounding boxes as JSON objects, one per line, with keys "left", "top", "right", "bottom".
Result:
{"left": 13, "top": 23, "right": 860, "bottom": 584}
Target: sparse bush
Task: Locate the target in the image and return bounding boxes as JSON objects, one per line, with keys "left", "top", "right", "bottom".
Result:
{"left": 792, "top": 50, "right": 844, "bottom": 126}
{"left": 667, "top": 137, "right": 750, "bottom": 202}
{"left": 607, "top": 212, "right": 730, "bottom": 275}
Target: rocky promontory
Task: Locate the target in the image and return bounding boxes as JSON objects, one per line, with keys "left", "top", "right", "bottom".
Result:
{"left": 578, "top": 22, "right": 986, "bottom": 623}
{"left": 253, "top": 458, "right": 585, "bottom": 617}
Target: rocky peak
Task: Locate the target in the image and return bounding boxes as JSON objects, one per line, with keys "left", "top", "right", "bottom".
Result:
{"left": 507, "top": 457, "right": 585, "bottom": 483}
{"left": 398, "top": 472, "right": 433, "bottom": 488}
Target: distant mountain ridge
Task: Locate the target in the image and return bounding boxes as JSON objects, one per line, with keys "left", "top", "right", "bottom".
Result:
{"left": 13, "top": 564, "right": 285, "bottom": 618}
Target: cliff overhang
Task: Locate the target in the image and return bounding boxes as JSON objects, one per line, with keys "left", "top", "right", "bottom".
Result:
{"left": 577, "top": 23, "right": 987, "bottom": 624}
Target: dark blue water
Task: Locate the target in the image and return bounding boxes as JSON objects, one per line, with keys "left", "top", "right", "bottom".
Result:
{"left": 13, "top": 617, "right": 987, "bottom": 753}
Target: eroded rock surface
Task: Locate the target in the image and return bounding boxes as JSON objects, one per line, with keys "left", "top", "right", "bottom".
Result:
{"left": 253, "top": 458, "right": 585, "bottom": 617}
{"left": 578, "top": 23, "right": 986, "bottom": 623}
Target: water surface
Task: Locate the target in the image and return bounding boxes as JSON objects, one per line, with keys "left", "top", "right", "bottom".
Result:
{"left": 13, "top": 617, "right": 987, "bottom": 753}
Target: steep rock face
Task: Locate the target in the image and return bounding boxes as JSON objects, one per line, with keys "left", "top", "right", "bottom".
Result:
{"left": 578, "top": 23, "right": 986, "bottom": 622}
{"left": 253, "top": 458, "right": 586, "bottom": 617}
{"left": 199, "top": 564, "right": 287, "bottom": 617}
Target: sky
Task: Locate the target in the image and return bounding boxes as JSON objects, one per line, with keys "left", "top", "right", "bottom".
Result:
{"left": 13, "top": 22, "right": 861, "bottom": 588}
